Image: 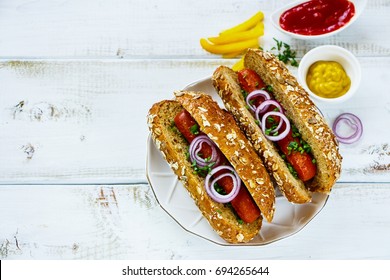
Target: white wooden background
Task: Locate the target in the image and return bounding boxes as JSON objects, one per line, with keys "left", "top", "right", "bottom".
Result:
{"left": 0, "top": 0, "right": 389, "bottom": 259}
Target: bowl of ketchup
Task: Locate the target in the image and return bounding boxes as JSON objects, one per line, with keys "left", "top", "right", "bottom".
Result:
{"left": 271, "top": 0, "right": 367, "bottom": 39}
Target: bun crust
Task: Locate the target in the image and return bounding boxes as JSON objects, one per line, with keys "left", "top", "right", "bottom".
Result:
{"left": 175, "top": 91, "right": 275, "bottom": 222}
{"left": 243, "top": 49, "right": 342, "bottom": 193}
{"left": 213, "top": 66, "right": 311, "bottom": 203}
{"left": 148, "top": 99, "right": 262, "bottom": 243}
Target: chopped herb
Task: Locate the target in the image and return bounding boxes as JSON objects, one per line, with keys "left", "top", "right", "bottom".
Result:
{"left": 265, "top": 120, "right": 279, "bottom": 135}
{"left": 214, "top": 183, "right": 226, "bottom": 195}
{"left": 286, "top": 162, "right": 298, "bottom": 178}
{"left": 170, "top": 120, "right": 181, "bottom": 135}
{"left": 191, "top": 161, "right": 215, "bottom": 177}
{"left": 265, "top": 85, "right": 274, "bottom": 92}
{"left": 254, "top": 119, "right": 260, "bottom": 125}
{"left": 286, "top": 128, "right": 314, "bottom": 155}
{"left": 277, "top": 151, "right": 298, "bottom": 178}
{"left": 287, "top": 141, "right": 299, "bottom": 154}
{"left": 185, "top": 147, "right": 190, "bottom": 160}
{"left": 271, "top": 38, "right": 299, "bottom": 67}
{"left": 265, "top": 128, "right": 279, "bottom": 136}
{"left": 302, "top": 142, "right": 311, "bottom": 153}
{"left": 312, "top": 158, "right": 317, "bottom": 164}
{"left": 241, "top": 89, "right": 249, "bottom": 99}
{"left": 292, "top": 125, "right": 301, "bottom": 138}
{"left": 288, "top": 124, "right": 314, "bottom": 155}
{"left": 190, "top": 123, "right": 200, "bottom": 135}
{"left": 267, "top": 116, "right": 275, "bottom": 124}
{"left": 265, "top": 127, "right": 272, "bottom": 136}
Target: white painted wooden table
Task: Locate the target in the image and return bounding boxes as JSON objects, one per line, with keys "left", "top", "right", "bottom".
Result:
{"left": 1, "top": 0, "right": 389, "bottom": 259}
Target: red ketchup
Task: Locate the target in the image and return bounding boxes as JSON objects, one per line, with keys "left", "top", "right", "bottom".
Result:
{"left": 279, "top": 0, "right": 355, "bottom": 36}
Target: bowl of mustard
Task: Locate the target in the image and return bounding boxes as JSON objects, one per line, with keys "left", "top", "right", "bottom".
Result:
{"left": 298, "top": 45, "right": 361, "bottom": 103}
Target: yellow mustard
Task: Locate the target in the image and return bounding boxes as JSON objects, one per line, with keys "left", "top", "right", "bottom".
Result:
{"left": 306, "top": 61, "right": 351, "bottom": 99}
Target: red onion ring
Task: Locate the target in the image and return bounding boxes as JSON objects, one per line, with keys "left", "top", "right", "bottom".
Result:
{"left": 261, "top": 111, "right": 291, "bottom": 141}
{"left": 189, "top": 135, "right": 221, "bottom": 167}
{"left": 255, "top": 99, "right": 284, "bottom": 124}
{"left": 246, "top": 90, "right": 271, "bottom": 112}
{"left": 204, "top": 165, "right": 241, "bottom": 203}
{"left": 332, "top": 113, "right": 363, "bottom": 144}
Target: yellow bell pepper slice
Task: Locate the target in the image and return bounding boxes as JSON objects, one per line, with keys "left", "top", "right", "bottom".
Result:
{"left": 232, "top": 56, "right": 245, "bottom": 71}
{"left": 222, "top": 44, "right": 259, "bottom": 59}
{"left": 219, "top": 11, "right": 264, "bottom": 36}
{"left": 200, "top": 38, "right": 259, "bottom": 55}
{"left": 209, "top": 22, "right": 264, "bottom": 45}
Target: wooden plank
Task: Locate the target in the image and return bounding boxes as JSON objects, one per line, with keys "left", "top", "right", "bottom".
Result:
{"left": 0, "top": 0, "right": 270, "bottom": 58}
{"left": 0, "top": 0, "right": 388, "bottom": 58}
{"left": 0, "top": 59, "right": 232, "bottom": 184}
{"left": 1, "top": 58, "right": 389, "bottom": 184}
{"left": 0, "top": 183, "right": 389, "bottom": 259}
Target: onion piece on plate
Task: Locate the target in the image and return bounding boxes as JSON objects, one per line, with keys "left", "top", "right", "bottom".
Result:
{"left": 332, "top": 113, "right": 363, "bottom": 144}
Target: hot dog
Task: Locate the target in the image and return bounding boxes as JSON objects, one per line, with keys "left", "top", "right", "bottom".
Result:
{"left": 147, "top": 91, "right": 275, "bottom": 243}
{"left": 212, "top": 49, "right": 342, "bottom": 203}
{"left": 238, "top": 69, "right": 317, "bottom": 183}
{"left": 174, "top": 109, "right": 261, "bottom": 223}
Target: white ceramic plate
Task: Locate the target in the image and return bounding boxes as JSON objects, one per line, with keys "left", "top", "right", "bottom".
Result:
{"left": 146, "top": 77, "right": 329, "bottom": 246}
{"left": 271, "top": 0, "right": 368, "bottom": 40}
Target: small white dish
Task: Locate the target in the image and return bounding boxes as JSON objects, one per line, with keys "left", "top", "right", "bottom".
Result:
{"left": 271, "top": 0, "right": 368, "bottom": 40}
{"left": 146, "top": 77, "right": 329, "bottom": 246}
{"left": 298, "top": 45, "right": 361, "bottom": 104}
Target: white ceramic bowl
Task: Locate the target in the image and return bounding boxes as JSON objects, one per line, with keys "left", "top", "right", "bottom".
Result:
{"left": 298, "top": 45, "right": 361, "bottom": 103}
{"left": 271, "top": 0, "right": 367, "bottom": 40}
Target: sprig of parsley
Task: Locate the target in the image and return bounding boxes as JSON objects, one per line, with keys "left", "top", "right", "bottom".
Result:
{"left": 191, "top": 160, "right": 215, "bottom": 177}
{"left": 271, "top": 38, "right": 299, "bottom": 67}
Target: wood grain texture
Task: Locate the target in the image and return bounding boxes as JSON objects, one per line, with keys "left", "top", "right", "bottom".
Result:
{"left": 0, "top": 0, "right": 388, "bottom": 58}
{"left": 0, "top": 59, "right": 233, "bottom": 184}
{"left": 0, "top": 183, "right": 389, "bottom": 259}
{"left": 0, "top": 0, "right": 269, "bottom": 58}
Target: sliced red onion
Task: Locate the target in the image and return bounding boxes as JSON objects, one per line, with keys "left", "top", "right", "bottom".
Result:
{"left": 255, "top": 99, "right": 284, "bottom": 123}
{"left": 189, "top": 135, "right": 221, "bottom": 167}
{"left": 332, "top": 113, "right": 363, "bottom": 144}
{"left": 261, "top": 111, "right": 291, "bottom": 141}
{"left": 246, "top": 90, "right": 271, "bottom": 112}
{"left": 204, "top": 165, "right": 241, "bottom": 203}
